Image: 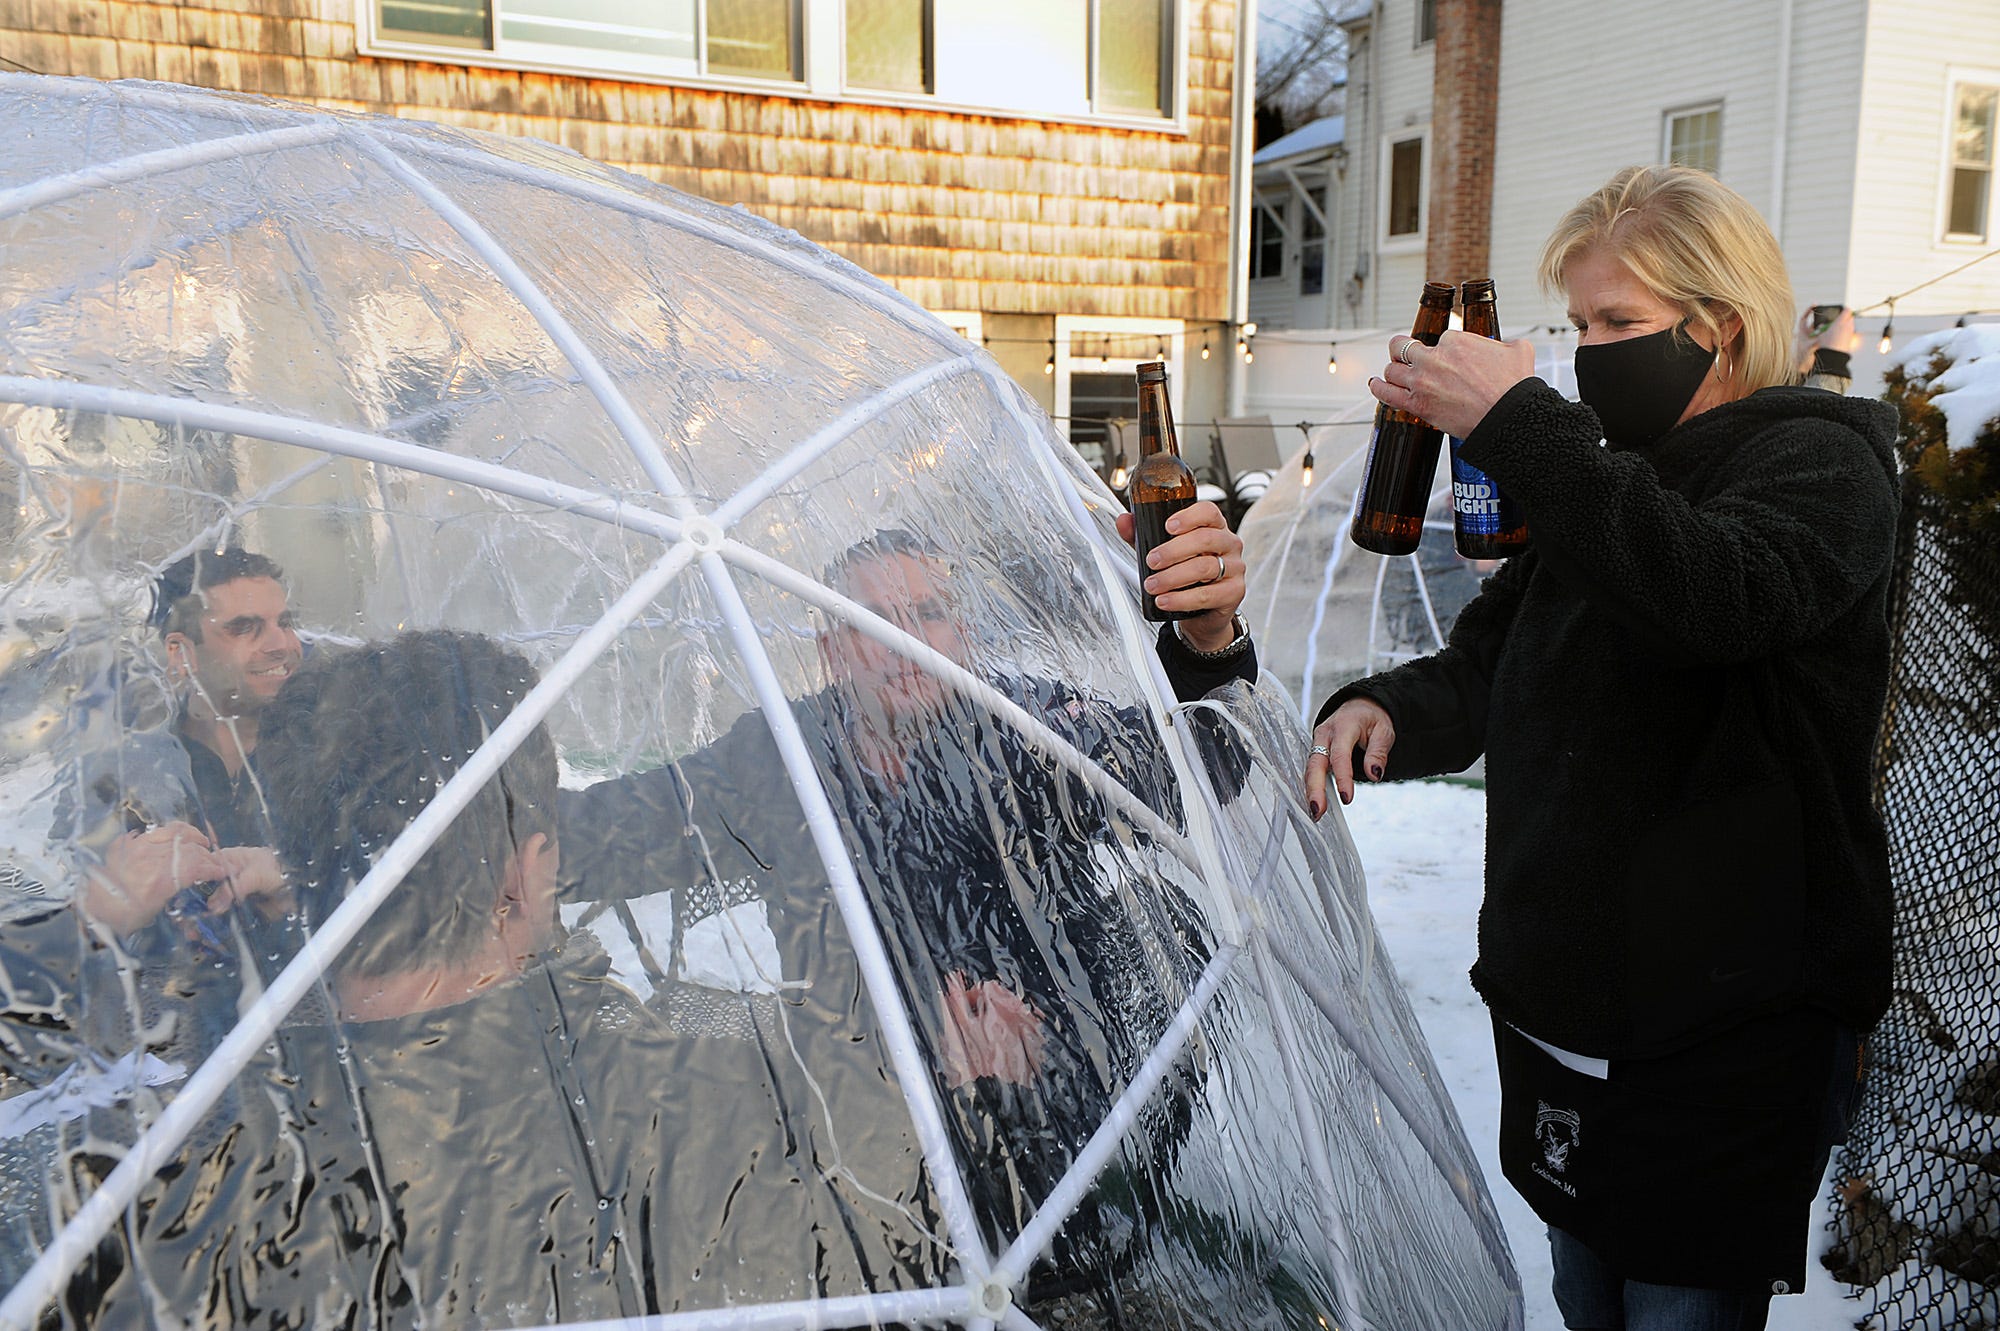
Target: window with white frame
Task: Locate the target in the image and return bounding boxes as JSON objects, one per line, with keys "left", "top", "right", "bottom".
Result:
{"left": 1384, "top": 133, "right": 1425, "bottom": 245}
{"left": 930, "top": 309, "right": 984, "bottom": 345}
{"left": 404, "top": 0, "right": 803, "bottom": 82}
{"left": 1664, "top": 103, "right": 1722, "bottom": 175}
{"left": 372, "top": 0, "right": 1179, "bottom": 123}
{"left": 1414, "top": 0, "right": 1435, "bottom": 47}
{"left": 1051, "top": 316, "right": 1184, "bottom": 479}
{"left": 1947, "top": 80, "right": 1998, "bottom": 242}
{"left": 847, "top": 0, "right": 930, "bottom": 93}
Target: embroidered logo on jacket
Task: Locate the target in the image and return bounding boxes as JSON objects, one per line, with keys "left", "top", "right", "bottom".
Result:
{"left": 1533, "top": 1100, "right": 1582, "bottom": 1197}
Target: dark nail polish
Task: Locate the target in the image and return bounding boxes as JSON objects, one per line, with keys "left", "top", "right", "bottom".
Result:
{"left": 1369, "top": 763, "right": 1383, "bottom": 781}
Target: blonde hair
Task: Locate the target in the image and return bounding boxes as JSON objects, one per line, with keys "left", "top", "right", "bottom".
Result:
{"left": 1538, "top": 166, "right": 1798, "bottom": 393}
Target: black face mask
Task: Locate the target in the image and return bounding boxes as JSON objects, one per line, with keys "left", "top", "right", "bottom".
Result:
{"left": 1573, "top": 323, "right": 1716, "bottom": 448}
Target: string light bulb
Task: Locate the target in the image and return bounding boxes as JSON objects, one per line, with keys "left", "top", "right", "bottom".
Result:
{"left": 1044, "top": 339, "right": 1056, "bottom": 376}
{"left": 1244, "top": 345, "right": 1255, "bottom": 364}
{"left": 1109, "top": 457, "right": 1129, "bottom": 490}
{"left": 1878, "top": 318, "right": 1894, "bottom": 355}
{"left": 1300, "top": 450, "right": 1315, "bottom": 489}
{"left": 1327, "top": 343, "right": 1339, "bottom": 375}
{"left": 1200, "top": 337, "right": 1211, "bottom": 360}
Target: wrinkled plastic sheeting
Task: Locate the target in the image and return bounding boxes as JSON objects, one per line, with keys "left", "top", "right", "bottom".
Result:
{"left": 0, "top": 76, "right": 1520, "bottom": 1331}
{"left": 1238, "top": 421, "right": 1485, "bottom": 725}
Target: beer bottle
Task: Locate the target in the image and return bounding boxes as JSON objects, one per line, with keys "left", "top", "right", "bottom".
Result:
{"left": 1351, "top": 281, "right": 1455, "bottom": 555}
{"left": 1132, "top": 361, "right": 1198, "bottom": 622}
{"left": 1450, "top": 279, "right": 1529, "bottom": 559}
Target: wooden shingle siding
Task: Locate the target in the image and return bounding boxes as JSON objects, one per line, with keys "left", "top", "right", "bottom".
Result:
{"left": 2, "top": 0, "right": 1239, "bottom": 323}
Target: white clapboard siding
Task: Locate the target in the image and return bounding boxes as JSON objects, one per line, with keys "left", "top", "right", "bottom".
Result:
{"left": 1775, "top": 0, "right": 1870, "bottom": 306}
{"left": 1326, "top": 0, "right": 2000, "bottom": 344}
{"left": 1849, "top": 0, "right": 2000, "bottom": 318}
{"left": 1490, "top": 0, "right": 1801, "bottom": 336}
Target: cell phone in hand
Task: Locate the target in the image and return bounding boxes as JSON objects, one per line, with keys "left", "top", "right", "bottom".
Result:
{"left": 1810, "top": 304, "right": 1844, "bottom": 336}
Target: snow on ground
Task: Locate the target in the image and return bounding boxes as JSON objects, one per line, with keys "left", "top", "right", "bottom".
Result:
{"left": 1343, "top": 779, "right": 1864, "bottom": 1330}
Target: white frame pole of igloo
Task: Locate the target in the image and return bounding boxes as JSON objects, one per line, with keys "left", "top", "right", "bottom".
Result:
{"left": 0, "top": 540, "right": 705, "bottom": 1330}
{"left": 346, "top": 139, "right": 1014, "bottom": 1287}
{"left": 0, "top": 100, "right": 991, "bottom": 1326}
{"left": 0, "top": 248, "right": 1193, "bottom": 1331}
{"left": 0, "top": 371, "right": 1241, "bottom": 1331}
{"left": 0, "top": 82, "right": 1445, "bottom": 1331}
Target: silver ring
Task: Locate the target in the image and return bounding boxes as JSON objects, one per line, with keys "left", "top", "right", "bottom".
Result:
{"left": 1310, "top": 744, "right": 1330, "bottom": 757}
{"left": 1215, "top": 554, "right": 1227, "bottom": 582}
{"left": 1396, "top": 339, "right": 1419, "bottom": 367}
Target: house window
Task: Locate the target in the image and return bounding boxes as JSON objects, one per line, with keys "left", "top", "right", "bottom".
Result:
{"left": 1414, "top": 0, "right": 1435, "bottom": 46}
{"left": 465, "top": 0, "right": 801, "bottom": 80}
{"left": 1664, "top": 103, "right": 1722, "bottom": 175}
{"left": 1051, "top": 316, "right": 1184, "bottom": 479}
{"left": 379, "top": 0, "right": 487, "bottom": 48}
{"left": 1098, "top": 0, "right": 1172, "bottom": 117}
{"left": 932, "top": 0, "right": 1171, "bottom": 119}
{"left": 930, "top": 309, "right": 984, "bottom": 344}
{"left": 1387, "top": 135, "right": 1424, "bottom": 239}
{"left": 848, "top": 0, "right": 931, "bottom": 93}
{"left": 1251, "top": 196, "right": 1285, "bottom": 280}
{"left": 707, "top": 0, "right": 798, "bottom": 79}
{"left": 370, "top": 0, "right": 1178, "bottom": 121}
{"left": 1300, "top": 185, "right": 1327, "bottom": 297}
{"left": 1947, "top": 82, "right": 1997, "bottom": 241}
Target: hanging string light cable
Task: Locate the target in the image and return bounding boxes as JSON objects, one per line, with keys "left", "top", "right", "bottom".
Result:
{"left": 1854, "top": 244, "right": 2000, "bottom": 317}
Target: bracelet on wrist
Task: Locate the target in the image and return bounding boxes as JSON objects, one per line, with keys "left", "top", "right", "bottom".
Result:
{"left": 1172, "top": 614, "right": 1251, "bottom": 661}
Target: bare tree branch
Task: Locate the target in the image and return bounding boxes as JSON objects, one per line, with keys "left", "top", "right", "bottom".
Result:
{"left": 1256, "top": 0, "right": 1350, "bottom": 144}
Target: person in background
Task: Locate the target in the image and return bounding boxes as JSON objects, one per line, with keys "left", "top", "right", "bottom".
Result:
{"left": 1303, "top": 165, "right": 1897, "bottom": 1329}
{"left": 76, "top": 546, "right": 298, "bottom": 940}
{"left": 1797, "top": 303, "right": 1862, "bottom": 394}
{"left": 558, "top": 502, "right": 1261, "bottom": 1322}
{"left": 2, "top": 549, "right": 319, "bottom": 1322}
{"left": 256, "top": 630, "right": 679, "bottom": 1326}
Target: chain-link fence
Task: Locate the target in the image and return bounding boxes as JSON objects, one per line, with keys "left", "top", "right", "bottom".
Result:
{"left": 1824, "top": 476, "right": 2000, "bottom": 1328}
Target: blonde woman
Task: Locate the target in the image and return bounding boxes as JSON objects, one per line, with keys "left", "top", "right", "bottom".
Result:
{"left": 1304, "top": 166, "right": 1898, "bottom": 1329}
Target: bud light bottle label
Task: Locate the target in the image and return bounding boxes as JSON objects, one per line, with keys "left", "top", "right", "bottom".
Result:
{"left": 1449, "top": 438, "right": 1521, "bottom": 540}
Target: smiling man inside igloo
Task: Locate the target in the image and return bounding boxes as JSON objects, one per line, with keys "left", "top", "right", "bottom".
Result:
{"left": 0, "top": 78, "right": 1520, "bottom": 1331}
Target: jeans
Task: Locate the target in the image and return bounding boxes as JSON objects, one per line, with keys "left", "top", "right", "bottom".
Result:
{"left": 1549, "top": 1227, "right": 1775, "bottom": 1331}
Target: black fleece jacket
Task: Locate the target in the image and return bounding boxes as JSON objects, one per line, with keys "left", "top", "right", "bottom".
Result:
{"left": 1321, "top": 380, "right": 1899, "bottom": 1058}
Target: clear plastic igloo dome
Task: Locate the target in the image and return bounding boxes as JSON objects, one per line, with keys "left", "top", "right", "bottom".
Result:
{"left": 0, "top": 75, "right": 1520, "bottom": 1331}
{"left": 1237, "top": 420, "right": 1486, "bottom": 727}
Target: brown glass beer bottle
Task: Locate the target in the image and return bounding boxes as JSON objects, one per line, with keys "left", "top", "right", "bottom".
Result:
{"left": 1132, "top": 361, "right": 1198, "bottom": 621}
{"left": 1350, "top": 281, "right": 1456, "bottom": 556}
{"left": 1450, "top": 279, "right": 1530, "bottom": 559}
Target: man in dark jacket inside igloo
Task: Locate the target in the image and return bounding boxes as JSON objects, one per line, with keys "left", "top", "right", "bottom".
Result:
{"left": 558, "top": 514, "right": 1262, "bottom": 1319}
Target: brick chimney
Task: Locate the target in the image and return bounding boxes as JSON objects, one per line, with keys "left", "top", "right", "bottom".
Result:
{"left": 1427, "top": 0, "right": 1503, "bottom": 285}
